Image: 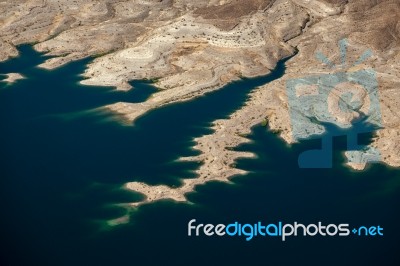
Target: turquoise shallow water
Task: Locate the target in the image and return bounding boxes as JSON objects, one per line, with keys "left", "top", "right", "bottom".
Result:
{"left": 0, "top": 46, "right": 399, "bottom": 266}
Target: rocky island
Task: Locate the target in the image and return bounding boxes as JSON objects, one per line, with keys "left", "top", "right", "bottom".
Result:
{"left": 1, "top": 72, "right": 24, "bottom": 83}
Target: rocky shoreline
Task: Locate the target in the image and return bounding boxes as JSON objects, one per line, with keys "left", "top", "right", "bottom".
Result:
{"left": 1, "top": 0, "right": 399, "bottom": 206}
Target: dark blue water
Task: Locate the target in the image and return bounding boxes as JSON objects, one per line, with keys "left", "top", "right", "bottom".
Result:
{"left": 1, "top": 46, "right": 399, "bottom": 266}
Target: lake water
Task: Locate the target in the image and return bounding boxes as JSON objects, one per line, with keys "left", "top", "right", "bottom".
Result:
{"left": 1, "top": 46, "right": 399, "bottom": 266}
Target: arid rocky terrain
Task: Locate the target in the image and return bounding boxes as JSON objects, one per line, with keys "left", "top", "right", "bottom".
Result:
{"left": 1, "top": 0, "right": 399, "bottom": 205}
